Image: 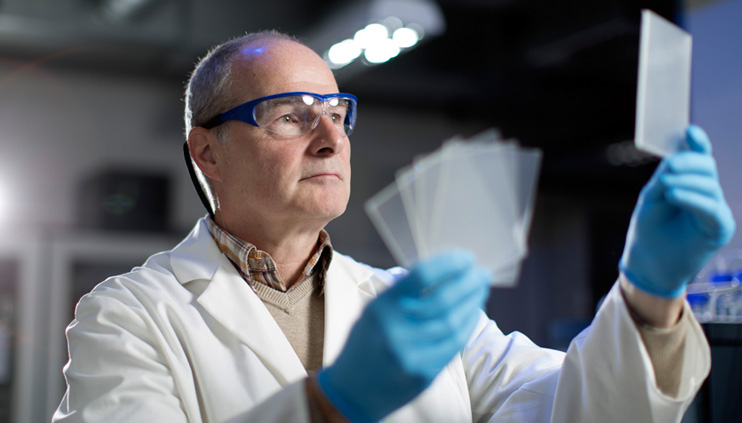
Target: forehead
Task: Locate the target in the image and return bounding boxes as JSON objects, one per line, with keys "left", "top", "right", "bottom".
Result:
{"left": 229, "top": 39, "right": 339, "bottom": 101}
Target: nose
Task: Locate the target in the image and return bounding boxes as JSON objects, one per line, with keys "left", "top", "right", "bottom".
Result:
{"left": 309, "top": 113, "right": 346, "bottom": 156}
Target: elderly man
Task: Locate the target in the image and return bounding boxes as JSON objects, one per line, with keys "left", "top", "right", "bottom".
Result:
{"left": 53, "top": 30, "right": 734, "bottom": 422}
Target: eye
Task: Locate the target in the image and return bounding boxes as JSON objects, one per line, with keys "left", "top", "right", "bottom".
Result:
{"left": 277, "top": 114, "right": 299, "bottom": 124}
{"left": 329, "top": 108, "right": 347, "bottom": 123}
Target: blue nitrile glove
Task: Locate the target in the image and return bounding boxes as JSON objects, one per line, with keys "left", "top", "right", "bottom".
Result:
{"left": 619, "top": 125, "right": 736, "bottom": 298}
{"left": 316, "top": 251, "right": 491, "bottom": 422}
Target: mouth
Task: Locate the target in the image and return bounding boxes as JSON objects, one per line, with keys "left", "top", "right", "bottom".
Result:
{"left": 300, "top": 172, "right": 342, "bottom": 181}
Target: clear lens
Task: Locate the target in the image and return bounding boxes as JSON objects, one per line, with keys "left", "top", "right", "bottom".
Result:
{"left": 254, "top": 95, "right": 354, "bottom": 137}
{"left": 255, "top": 96, "right": 313, "bottom": 136}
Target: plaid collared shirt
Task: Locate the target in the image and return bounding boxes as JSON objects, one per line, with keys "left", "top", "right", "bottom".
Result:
{"left": 204, "top": 216, "right": 333, "bottom": 292}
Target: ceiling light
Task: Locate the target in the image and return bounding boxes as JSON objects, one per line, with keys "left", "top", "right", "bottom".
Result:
{"left": 328, "top": 40, "right": 362, "bottom": 67}
{"left": 354, "top": 23, "right": 390, "bottom": 49}
{"left": 305, "top": 0, "right": 445, "bottom": 70}
{"left": 364, "top": 38, "right": 400, "bottom": 64}
{"left": 392, "top": 27, "right": 420, "bottom": 48}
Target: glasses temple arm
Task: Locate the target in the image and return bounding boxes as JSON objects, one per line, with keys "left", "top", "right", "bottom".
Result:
{"left": 182, "top": 142, "right": 215, "bottom": 220}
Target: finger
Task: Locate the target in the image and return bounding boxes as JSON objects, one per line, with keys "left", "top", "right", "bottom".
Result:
{"left": 397, "top": 280, "right": 486, "bottom": 339}
{"left": 665, "top": 188, "right": 736, "bottom": 239}
{"left": 407, "top": 305, "right": 485, "bottom": 369}
{"left": 664, "top": 151, "right": 717, "bottom": 176}
{"left": 660, "top": 174, "right": 723, "bottom": 199}
{"left": 683, "top": 125, "right": 712, "bottom": 154}
{"left": 643, "top": 151, "right": 717, "bottom": 204}
{"left": 394, "top": 250, "right": 476, "bottom": 297}
{"left": 407, "top": 281, "right": 489, "bottom": 342}
{"left": 405, "top": 267, "right": 490, "bottom": 319}
{"left": 665, "top": 187, "right": 720, "bottom": 215}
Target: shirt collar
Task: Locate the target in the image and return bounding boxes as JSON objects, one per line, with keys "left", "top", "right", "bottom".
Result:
{"left": 204, "top": 216, "right": 333, "bottom": 292}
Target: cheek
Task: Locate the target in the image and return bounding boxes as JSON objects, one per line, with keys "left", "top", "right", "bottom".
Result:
{"left": 258, "top": 145, "right": 305, "bottom": 194}
{"left": 222, "top": 144, "right": 280, "bottom": 198}
{"left": 346, "top": 147, "right": 352, "bottom": 189}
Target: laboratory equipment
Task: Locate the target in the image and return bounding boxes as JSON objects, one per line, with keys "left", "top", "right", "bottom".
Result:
{"left": 687, "top": 249, "right": 742, "bottom": 323}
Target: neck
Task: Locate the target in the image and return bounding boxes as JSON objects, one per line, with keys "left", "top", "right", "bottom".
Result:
{"left": 214, "top": 213, "right": 325, "bottom": 289}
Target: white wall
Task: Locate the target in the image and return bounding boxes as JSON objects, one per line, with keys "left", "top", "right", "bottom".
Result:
{"left": 0, "top": 61, "right": 202, "bottom": 232}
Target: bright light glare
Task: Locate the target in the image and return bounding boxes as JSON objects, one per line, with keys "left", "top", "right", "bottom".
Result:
{"left": 393, "top": 27, "right": 420, "bottom": 48}
{"left": 354, "top": 23, "right": 389, "bottom": 49}
{"left": 301, "top": 95, "right": 314, "bottom": 106}
{"left": 328, "top": 39, "right": 362, "bottom": 66}
{"left": 364, "top": 38, "right": 400, "bottom": 64}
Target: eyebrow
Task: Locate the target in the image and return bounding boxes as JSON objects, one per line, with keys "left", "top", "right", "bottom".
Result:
{"left": 266, "top": 96, "right": 313, "bottom": 106}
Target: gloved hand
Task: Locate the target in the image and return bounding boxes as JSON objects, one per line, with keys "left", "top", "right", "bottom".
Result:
{"left": 619, "top": 125, "right": 736, "bottom": 298}
{"left": 317, "top": 251, "right": 491, "bottom": 422}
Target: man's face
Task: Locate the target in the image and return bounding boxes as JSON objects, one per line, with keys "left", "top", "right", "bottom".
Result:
{"left": 211, "top": 40, "right": 351, "bottom": 232}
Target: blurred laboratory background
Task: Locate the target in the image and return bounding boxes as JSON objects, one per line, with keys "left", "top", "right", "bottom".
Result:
{"left": 0, "top": 0, "right": 739, "bottom": 421}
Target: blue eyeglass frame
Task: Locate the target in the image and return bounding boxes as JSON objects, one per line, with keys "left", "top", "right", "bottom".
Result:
{"left": 201, "top": 91, "right": 359, "bottom": 135}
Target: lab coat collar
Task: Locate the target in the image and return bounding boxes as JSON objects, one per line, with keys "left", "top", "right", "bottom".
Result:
{"left": 170, "top": 218, "right": 222, "bottom": 285}
{"left": 168, "top": 218, "right": 382, "bottom": 385}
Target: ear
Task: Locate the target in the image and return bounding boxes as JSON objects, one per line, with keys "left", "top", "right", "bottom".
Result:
{"left": 187, "top": 127, "right": 222, "bottom": 182}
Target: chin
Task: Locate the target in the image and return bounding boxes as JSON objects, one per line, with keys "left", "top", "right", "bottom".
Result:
{"left": 314, "top": 200, "right": 348, "bottom": 223}
{"left": 322, "top": 203, "right": 348, "bottom": 220}
{"left": 298, "top": 189, "right": 349, "bottom": 222}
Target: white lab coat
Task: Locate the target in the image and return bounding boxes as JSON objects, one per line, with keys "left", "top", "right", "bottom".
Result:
{"left": 53, "top": 218, "right": 710, "bottom": 422}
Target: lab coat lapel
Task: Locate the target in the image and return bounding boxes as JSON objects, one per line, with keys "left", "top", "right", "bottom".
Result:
{"left": 170, "top": 219, "right": 307, "bottom": 386}
{"left": 322, "top": 254, "right": 378, "bottom": 365}
{"left": 197, "top": 261, "right": 307, "bottom": 385}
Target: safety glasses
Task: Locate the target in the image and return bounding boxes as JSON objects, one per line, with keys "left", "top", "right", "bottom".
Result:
{"left": 201, "top": 91, "right": 358, "bottom": 137}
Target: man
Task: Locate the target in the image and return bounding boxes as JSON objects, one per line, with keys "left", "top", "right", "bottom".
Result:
{"left": 53, "top": 30, "right": 734, "bottom": 422}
